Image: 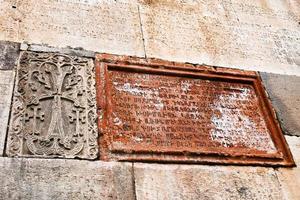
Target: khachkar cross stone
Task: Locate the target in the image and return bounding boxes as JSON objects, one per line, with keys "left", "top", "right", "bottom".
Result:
{"left": 7, "top": 51, "right": 98, "bottom": 159}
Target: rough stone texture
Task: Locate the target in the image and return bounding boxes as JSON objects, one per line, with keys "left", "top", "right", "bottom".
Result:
{"left": 260, "top": 72, "right": 300, "bottom": 136}
{"left": 20, "top": 43, "right": 95, "bottom": 58}
{"left": 0, "top": 0, "right": 299, "bottom": 199}
{"left": 276, "top": 136, "right": 300, "bottom": 200}
{"left": 0, "top": 0, "right": 145, "bottom": 57}
{"left": 7, "top": 51, "right": 98, "bottom": 159}
{"left": 0, "top": 157, "right": 134, "bottom": 200}
{"left": 138, "top": 0, "right": 300, "bottom": 76}
{"left": 1, "top": 0, "right": 299, "bottom": 75}
{"left": 0, "top": 41, "right": 20, "bottom": 70}
{"left": 0, "top": 0, "right": 20, "bottom": 42}
{"left": 0, "top": 70, "right": 14, "bottom": 155}
{"left": 134, "top": 163, "right": 284, "bottom": 200}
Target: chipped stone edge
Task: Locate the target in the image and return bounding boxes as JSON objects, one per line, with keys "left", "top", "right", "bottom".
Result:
{"left": 95, "top": 53, "right": 258, "bottom": 78}
{"left": 0, "top": 156, "right": 134, "bottom": 168}
{"left": 20, "top": 42, "right": 95, "bottom": 58}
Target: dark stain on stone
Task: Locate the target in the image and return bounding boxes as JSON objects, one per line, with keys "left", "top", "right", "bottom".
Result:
{"left": 0, "top": 41, "right": 20, "bottom": 70}
{"left": 140, "top": 0, "right": 157, "bottom": 5}
{"left": 237, "top": 186, "right": 250, "bottom": 198}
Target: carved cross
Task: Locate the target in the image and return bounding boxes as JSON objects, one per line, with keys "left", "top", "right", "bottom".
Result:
{"left": 24, "top": 106, "right": 45, "bottom": 135}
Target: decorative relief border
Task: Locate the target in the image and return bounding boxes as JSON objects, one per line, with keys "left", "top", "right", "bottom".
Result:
{"left": 6, "top": 51, "right": 98, "bottom": 159}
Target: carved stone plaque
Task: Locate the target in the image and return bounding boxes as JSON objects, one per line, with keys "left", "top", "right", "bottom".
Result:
{"left": 7, "top": 52, "right": 98, "bottom": 159}
{"left": 96, "top": 54, "right": 294, "bottom": 166}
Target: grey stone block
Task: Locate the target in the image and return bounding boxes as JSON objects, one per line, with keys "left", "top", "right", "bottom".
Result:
{"left": 20, "top": 43, "right": 95, "bottom": 58}
{"left": 134, "top": 163, "right": 283, "bottom": 200}
{"left": 0, "top": 70, "right": 15, "bottom": 156}
{"left": 0, "top": 158, "right": 134, "bottom": 200}
{"left": 0, "top": 41, "right": 20, "bottom": 70}
{"left": 260, "top": 72, "right": 300, "bottom": 136}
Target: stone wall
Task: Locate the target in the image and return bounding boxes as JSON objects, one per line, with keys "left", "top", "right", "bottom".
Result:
{"left": 0, "top": 0, "right": 299, "bottom": 199}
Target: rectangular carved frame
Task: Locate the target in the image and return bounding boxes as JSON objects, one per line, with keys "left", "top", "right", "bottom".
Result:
{"left": 95, "top": 54, "right": 295, "bottom": 167}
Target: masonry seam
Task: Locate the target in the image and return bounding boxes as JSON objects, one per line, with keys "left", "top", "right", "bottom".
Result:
{"left": 137, "top": 5, "right": 147, "bottom": 59}
{"left": 132, "top": 163, "right": 138, "bottom": 200}
{"left": 273, "top": 167, "right": 287, "bottom": 199}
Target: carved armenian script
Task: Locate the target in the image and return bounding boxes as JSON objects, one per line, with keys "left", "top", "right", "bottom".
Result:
{"left": 109, "top": 72, "right": 276, "bottom": 153}
{"left": 97, "top": 55, "right": 295, "bottom": 166}
{"left": 7, "top": 52, "right": 98, "bottom": 159}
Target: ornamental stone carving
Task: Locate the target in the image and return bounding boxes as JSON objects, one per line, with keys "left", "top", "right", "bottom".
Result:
{"left": 6, "top": 52, "right": 98, "bottom": 159}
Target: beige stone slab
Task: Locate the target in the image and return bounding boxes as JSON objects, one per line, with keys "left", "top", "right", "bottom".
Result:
{"left": 134, "top": 163, "right": 284, "bottom": 200}
{"left": 139, "top": 0, "right": 300, "bottom": 76}
{"left": 0, "top": 0, "right": 20, "bottom": 42}
{"left": 1, "top": 0, "right": 145, "bottom": 57}
{"left": 0, "top": 70, "right": 14, "bottom": 156}
{"left": 276, "top": 136, "right": 300, "bottom": 200}
{"left": 0, "top": 157, "right": 134, "bottom": 200}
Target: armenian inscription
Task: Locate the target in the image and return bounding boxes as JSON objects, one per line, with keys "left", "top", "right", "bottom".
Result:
{"left": 7, "top": 52, "right": 98, "bottom": 159}
{"left": 109, "top": 71, "right": 276, "bottom": 153}
{"left": 97, "top": 55, "right": 294, "bottom": 166}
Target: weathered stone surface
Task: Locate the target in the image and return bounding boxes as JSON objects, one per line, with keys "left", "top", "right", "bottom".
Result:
{"left": 260, "top": 72, "right": 300, "bottom": 136}
{"left": 134, "top": 163, "right": 284, "bottom": 200}
{"left": 0, "top": 41, "right": 20, "bottom": 70}
{"left": 20, "top": 43, "right": 95, "bottom": 58}
{"left": 0, "top": 0, "right": 145, "bottom": 57}
{"left": 0, "top": 157, "right": 134, "bottom": 200}
{"left": 1, "top": 0, "right": 299, "bottom": 75}
{"left": 0, "top": 0, "right": 20, "bottom": 42}
{"left": 96, "top": 54, "right": 294, "bottom": 166}
{"left": 138, "top": 0, "right": 300, "bottom": 75}
{"left": 276, "top": 136, "right": 300, "bottom": 200}
{"left": 7, "top": 51, "right": 98, "bottom": 159}
{"left": 0, "top": 70, "right": 14, "bottom": 155}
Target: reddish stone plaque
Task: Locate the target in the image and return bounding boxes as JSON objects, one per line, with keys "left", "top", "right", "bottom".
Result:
{"left": 96, "top": 54, "right": 295, "bottom": 166}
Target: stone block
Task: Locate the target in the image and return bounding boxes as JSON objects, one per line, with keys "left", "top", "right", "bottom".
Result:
{"left": 0, "top": 41, "right": 20, "bottom": 70}
{"left": 0, "top": 157, "right": 134, "bottom": 200}
{"left": 0, "top": 70, "right": 15, "bottom": 155}
{"left": 1, "top": 0, "right": 145, "bottom": 57}
{"left": 6, "top": 51, "right": 98, "bottom": 159}
{"left": 0, "top": 0, "right": 20, "bottom": 42}
{"left": 276, "top": 136, "right": 300, "bottom": 200}
{"left": 134, "top": 163, "right": 283, "bottom": 200}
{"left": 260, "top": 72, "right": 300, "bottom": 136}
{"left": 138, "top": 0, "right": 300, "bottom": 75}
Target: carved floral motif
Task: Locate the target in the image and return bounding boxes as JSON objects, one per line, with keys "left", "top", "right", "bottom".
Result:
{"left": 7, "top": 52, "right": 98, "bottom": 159}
